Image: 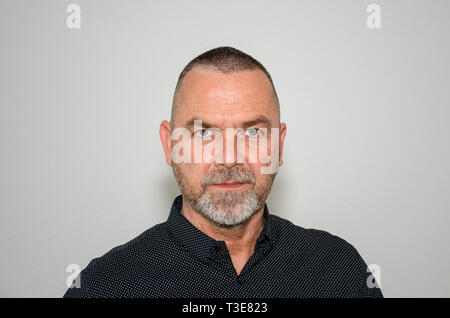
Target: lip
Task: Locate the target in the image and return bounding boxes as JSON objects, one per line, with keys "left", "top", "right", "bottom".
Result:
{"left": 212, "top": 182, "right": 247, "bottom": 189}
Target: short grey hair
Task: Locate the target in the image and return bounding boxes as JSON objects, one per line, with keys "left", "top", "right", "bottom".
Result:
{"left": 170, "top": 46, "right": 280, "bottom": 129}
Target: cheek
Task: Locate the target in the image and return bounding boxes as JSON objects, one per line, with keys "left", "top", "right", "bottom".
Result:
{"left": 183, "top": 163, "right": 211, "bottom": 185}
{"left": 247, "top": 163, "right": 261, "bottom": 177}
{"left": 254, "top": 173, "right": 273, "bottom": 190}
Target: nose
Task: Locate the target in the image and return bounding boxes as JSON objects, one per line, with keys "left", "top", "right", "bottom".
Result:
{"left": 214, "top": 128, "right": 244, "bottom": 168}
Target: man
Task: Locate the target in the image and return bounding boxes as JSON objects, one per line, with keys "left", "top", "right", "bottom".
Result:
{"left": 64, "top": 47, "right": 383, "bottom": 298}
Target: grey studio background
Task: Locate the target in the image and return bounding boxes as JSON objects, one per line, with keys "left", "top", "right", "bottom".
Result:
{"left": 1, "top": 0, "right": 449, "bottom": 297}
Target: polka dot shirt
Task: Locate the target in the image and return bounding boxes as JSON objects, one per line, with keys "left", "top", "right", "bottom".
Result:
{"left": 63, "top": 195, "right": 383, "bottom": 298}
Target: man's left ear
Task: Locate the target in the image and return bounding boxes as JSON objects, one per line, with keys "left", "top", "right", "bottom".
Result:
{"left": 279, "top": 123, "right": 287, "bottom": 167}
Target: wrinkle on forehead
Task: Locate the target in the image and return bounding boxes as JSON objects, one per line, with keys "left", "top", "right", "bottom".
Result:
{"left": 172, "top": 68, "right": 279, "bottom": 129}
{"left": 184, "top": 110, "right": 275, "bottom": 129}
{"left": 180, "top": 69, "right": 275, "bottom": 104}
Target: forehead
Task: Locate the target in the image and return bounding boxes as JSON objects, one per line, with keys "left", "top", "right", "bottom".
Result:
{"left": 174, "top": 67, "right": 278, "bottom": 127}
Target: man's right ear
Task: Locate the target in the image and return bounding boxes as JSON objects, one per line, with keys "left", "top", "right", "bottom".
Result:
{"left": 159, "top": 120, "right": 172, "bottom": 166}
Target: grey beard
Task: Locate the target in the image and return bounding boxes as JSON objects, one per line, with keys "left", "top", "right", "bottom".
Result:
{"left": 191, "top": 188, "right": 262, "bottom": 229}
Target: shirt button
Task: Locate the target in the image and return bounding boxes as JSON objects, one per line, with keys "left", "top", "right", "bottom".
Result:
{"left": 236, "top": 277, "right": 244, "bottom": 285}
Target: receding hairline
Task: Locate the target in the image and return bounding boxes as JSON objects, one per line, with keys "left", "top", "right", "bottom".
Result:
{"left": 170, "top": 47, "right": 280, "bottom": 130}
{"left": 171, "top": 66, "right": 280, "bottom": 130}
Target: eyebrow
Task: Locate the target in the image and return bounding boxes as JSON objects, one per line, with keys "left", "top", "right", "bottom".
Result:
{"left": 184, "top": 115, "right": 272, "bottom": 129}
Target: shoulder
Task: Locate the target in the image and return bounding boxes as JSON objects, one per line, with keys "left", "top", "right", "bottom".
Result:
{"left": 270, "top": 214, "right": 383, "bottom": 297}
{"left": 271, "top": 213, "right": 356, "bottom": 251}
{"left": 91, "top": 221, "right": 169, "bottom": 266}
{"left": 270, "top": 214, "right": 365, "bottom": 276}
{"left": 95, "top": 222, "right": 168, "bottom": 259}
{"left": 64, "top": 221, "right": 170, "bottom": 298}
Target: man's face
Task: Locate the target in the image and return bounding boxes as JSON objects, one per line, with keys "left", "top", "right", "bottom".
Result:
{"left": 162, "top": 67, "right": 286, "bottom": 228}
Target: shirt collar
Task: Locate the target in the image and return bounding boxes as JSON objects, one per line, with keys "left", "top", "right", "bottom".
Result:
{"left": 166, "top": 195, "right": 273, "bottom": 264}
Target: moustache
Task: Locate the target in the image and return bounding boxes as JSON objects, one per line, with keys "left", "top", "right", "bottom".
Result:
{"left": 201, "top": 167, "right": 256, "bottom": 187}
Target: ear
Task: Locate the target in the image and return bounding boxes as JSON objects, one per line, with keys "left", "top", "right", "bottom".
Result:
{"left": 159, "top": 120, "right": 172, "bottom": 166}
{"left": 279, "top": 122, "right": 287, "bottom": 166}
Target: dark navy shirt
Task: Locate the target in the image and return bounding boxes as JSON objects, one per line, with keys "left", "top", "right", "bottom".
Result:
{"left": 64, "top": 195, "right": 383, "bottom": 298}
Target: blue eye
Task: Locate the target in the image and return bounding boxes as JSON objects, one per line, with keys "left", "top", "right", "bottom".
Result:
{"left": 194, "top": 129, "right": 211, "bottom": 137}
{"left": 245, "top": 128, "right": 262, "bottom": 137}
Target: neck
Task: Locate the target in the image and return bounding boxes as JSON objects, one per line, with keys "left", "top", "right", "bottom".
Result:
{"left": 180, "top": 196, "right": 265, "bottom": 274}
